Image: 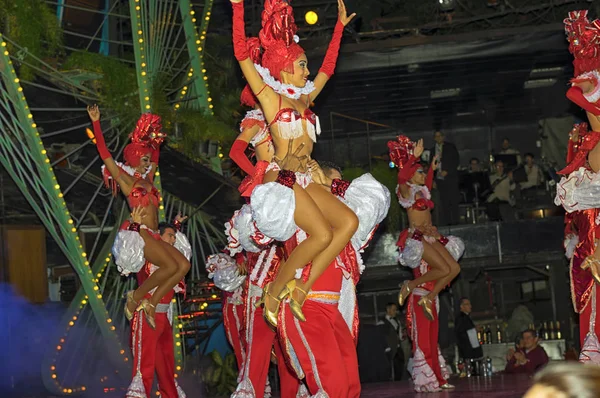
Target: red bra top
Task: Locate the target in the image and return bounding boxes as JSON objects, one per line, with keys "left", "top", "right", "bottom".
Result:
{"left": 397, "top": 184, "right": 434, "bottom": 211}
{"left": 268, "top": 96, "right": 318, "bottom": 128}
{"left": 128, "top": 181, "right": 160, "bottom": 208}
{"left": 413, "top": 197, "right": 434, "bottom": 211}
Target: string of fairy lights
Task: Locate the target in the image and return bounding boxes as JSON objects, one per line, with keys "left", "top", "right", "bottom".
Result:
{"left": 0, "top": 34, "right": 130, "bottom": 395}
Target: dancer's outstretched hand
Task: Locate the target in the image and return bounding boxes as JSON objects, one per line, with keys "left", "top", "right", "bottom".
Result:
{"left": 338, "top": 0, "right": 356, "bottom": 26}
{"left": 275, "top": 139, "right": 308, "bottom": 172}
{"left": 130, "top": 206, "right": 145, "bottom": 224}
{"left": 175, "top": 213, "right": 188, "bottom": 224}
{"left": 413, "top": 139, "right": 424, "bottom": 158}
{"left": 87, "top": 105, "right": 100, "bottom": 122}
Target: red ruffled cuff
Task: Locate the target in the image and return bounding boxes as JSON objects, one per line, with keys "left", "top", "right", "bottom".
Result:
{"left": 331, "top": 178, "right": 351, "bottom": 198}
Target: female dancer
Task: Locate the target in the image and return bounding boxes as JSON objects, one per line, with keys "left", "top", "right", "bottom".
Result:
{"left": 230, "top": 0, "right": 358, "bottom": 326}
{"left": 87, "top": 105, "right": 191, "bottom": 328}
{"left": 388, "top": 136, "right": 463, "bottom": 319}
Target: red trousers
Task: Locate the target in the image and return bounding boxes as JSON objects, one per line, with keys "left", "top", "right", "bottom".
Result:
{"left": 223, "top": 298, "right": 246, "bottom": 371}
{"left": 407, "top": 293, "right": 448, "bottom": 392}
{"left": 234, "top": 290, "right": 299, "bottom": 397}
{"left": 127, "top": 310, "right": 180, "bottom": 398}
{"left": 278, "top": 299, "right": 361, "bottom": 398}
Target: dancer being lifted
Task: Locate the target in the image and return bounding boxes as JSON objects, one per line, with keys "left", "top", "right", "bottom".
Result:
{"left": 388, "top": 137, "right": 463, "bottom": 319}
{"left": 230, "top": 0, "right": 358, "bottom": 327}
{"left": 87, "top": 105, "right": 191, "bottom": 328}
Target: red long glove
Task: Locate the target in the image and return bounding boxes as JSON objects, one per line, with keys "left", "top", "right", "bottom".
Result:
{"left": 229, "top": 139, "right": 255, "bottom": 175}
{"left": 231, "top": 2, "right": 249, "bottom": 61}
{"left": 151, "top": 148, "right": 160, "bottom": 164}
{"left": 425, "top": 165, "right": 435, "bottom": 191}
{"left": 319, "top": 20, "right": 344, "bottom": 78}
{"left": 92, "top": 120, "right": 112, "bottom": 160}
{"left": 566, "top": 86, "right": 600, "bottom": 116}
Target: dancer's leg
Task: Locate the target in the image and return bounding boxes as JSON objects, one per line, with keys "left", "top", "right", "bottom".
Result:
{"left": 427, "top": 241, "right": 460, "bottom": 298}
{"left": 293, "top": 183, "right": 358, "bottom": 300}
{"left": 406, "top": 241, "right": 451, "bottom": 291}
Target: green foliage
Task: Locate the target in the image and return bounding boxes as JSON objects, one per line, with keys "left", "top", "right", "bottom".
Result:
{"left": 0, "top": 0, "right": 63, "bottom": 80}
{"left": 62, "top": 52, "right": 140, "bottom": 127}
{"left": 342, "top": 161, "right": 403, "bottom": 232}
{"left": 200, "top": 350, "right": 238, "bottom": 397}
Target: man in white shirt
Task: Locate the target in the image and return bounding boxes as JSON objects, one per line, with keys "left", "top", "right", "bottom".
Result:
{"left": 499, "top": 138, "right": 522, "bottom": 165}
{"left": 520, "top": 153, "right": 542, "bottom": 190}
{"left": 487, "top": 160, "right": 516, "bottom": 220}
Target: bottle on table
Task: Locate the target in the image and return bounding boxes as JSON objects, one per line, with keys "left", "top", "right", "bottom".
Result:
{"left": 556, "top": 321, "right": 562, "bottom": 339}
{"left": 543, "top": 322, "right": 549, "bottom": 340}
{"left": 549, "top": 321, "right": 556, "bottom": 340}
{"left": 486, "top": 325, "right": 492, "bottom": 344}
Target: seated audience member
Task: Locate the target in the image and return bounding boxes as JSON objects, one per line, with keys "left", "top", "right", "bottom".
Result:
{"left": 486, "top": 159, "right": 516, "bottom": 221}
{"left": 505, "top": 329, "right": 549, "bottom": 375}
{"left": 469, "top": 157, "right": 482, "bottom": 173}
{"left": 524, "top": 362, "right": 600, "bottom": 398}
{"left": 520, "top": 153, "right": 542, "bottom": 191}
{"left": 499, "top": 137, "right": 522, "bottom": 165}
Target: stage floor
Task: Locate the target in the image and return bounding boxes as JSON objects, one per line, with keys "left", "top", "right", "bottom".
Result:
{"left": 361, "top": 374, "right": 531, "bottom": 397}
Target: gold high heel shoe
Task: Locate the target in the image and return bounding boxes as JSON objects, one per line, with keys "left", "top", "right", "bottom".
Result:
{"left": 138, "top": 299, "right": 156, "bottom": 329}
{"left": 124, "top": 291, "right": 138, "bottom": 321}
{"left": 417, "top": 296, "right": 434, "bottom": 321}
{"left": 287, "top": 282, "right": 307, "bottom": 322}
{"left": 398, "top": 280, "right": 412, "bottom": 306}
{"left": 259, "top": 282, "right": 282, "bottom": 329}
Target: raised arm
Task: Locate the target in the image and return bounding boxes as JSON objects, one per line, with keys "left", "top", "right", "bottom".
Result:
{"left": 87, "top": 105, "right": 135, "bottom": 192}
{"left": 311, "top": 0, "right": 355, "bottom": 101}
{"left": 231, "top": 0, "right": 277, "bottom": 108}
{"left": 229, "top": 123, "right": 261, "bottom": 175}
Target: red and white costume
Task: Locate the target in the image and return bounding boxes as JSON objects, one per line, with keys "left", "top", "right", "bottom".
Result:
{"left": 405, "top": 262, "right": 450, "bottom": 392}
{"left": 553, "top": 11, "right": 600, "bottom": 364}
{"left": 114, "top": 225, "right": 190, "bottom": 398}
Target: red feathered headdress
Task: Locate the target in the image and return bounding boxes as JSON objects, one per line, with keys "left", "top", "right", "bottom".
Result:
{"left": 259, "top": 0, "right": 305, "bottom": 80}
{"left": 124, "top": 113, "right": 165, "bottom": 167}
{"left": 387, "top": 136, "right": 421, "bottom": 184}
{"left": 564, "top": 10, "right": 600, "bottom": 76}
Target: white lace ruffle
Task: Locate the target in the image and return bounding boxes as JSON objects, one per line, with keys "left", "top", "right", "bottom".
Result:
{"left": 233, "top": 204, "right": 264, "bottom": 253}
{"left": 251, "top": 182, "right": 297, "bottom": 241}
{"left": 102, "top": 161, "right": 150, "bottom": 181}
{"left": 398, "top": 238, "right": 424, "bottom": 269}
{"left": 125, "top": 372, "right": 147, "bottom": 397}
{"left": 174, "top": 231, "right": 192, "bottom": 261}
{"left": 438, "top": 346, "right": 450, "bottom": 381}
{"left": 254, "top": 63, "right": 315, "bottom": 100}
{"left": 579, "top": 331, "right": 600, "bottom": 364}
{"left": 296, "top": 384, "right": 310, "bottom": 398}
{"left": 397, "top": 183, "right": 431, "bottom": 209}
{"left": 205, "top": 253, "right": 246, "bottom": 292}
{"left": 342, "top": 173, "right": 391, "bottom": 250}
{"left": 555, "top": 167, "right": 600, "bottom": 213}
{"left": 175, "top": 380, "right": 187, "bottom": 398}
{"left": 112, "top": 230, "right": 146, "bottom": 276}
{"left": 565, "top": 234, "right": 579, "bottom": 260}
{"left": 577, "top": 70, "right": 600, "bottom": 103}
{"left": 410, "top": 348, "right": 441, "bottom": 392}
{"left": 445, "top": 235, "right": 465, "bottom": 261}
{"left": 231, "top": 378, "right": 256, "bottom": 398}
{"left": 225, "top": 215, "right": 243, "bottom": 256}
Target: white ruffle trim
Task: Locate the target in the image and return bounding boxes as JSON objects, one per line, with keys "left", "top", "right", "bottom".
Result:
{"left": 251, "top": 182, "right": 297, "bottom": 241}
{"left": 175, "top": 380, "right": 187, "bottom": 398}
{"left": 174, "top": 231, "right": 192, "bottom": 261}
{"left": 205, "top": 253, "right": 246, "bottom": 292}
{"left": 410, "top": 348, "right": 441, "bottom": 392}
{"left": 398, "top": 238, "right": 424, "bottom": 269}
{"left": 577, "top": 70, "right": 600, "bottom": 103}
{"left": 125, "top": 371, "right": 146, "bottom": 397}
{"left": 343, "top": 173, "right": 391, "bottom": 250}
{"left": 231, "top": 378, "right": 256, "bottom": 398}
{"left": 438, "top": 346, "right": 450, "bottom": 381}
{"left": 397, "top": 183, "right": 431, "bottom": 209}
{"left": 254, "top": 63, "right": 315, "bottom": 100}
{"left": 338, "top": 276, "right": 356, "bottom": 333}
{"left": 224, "top": 215, "right": 243, "bottom": 256}
{"left": 296, "top": 384, "right": 310, "bottom": 398}
{"left": 565, "top": 234, "right": 579, "bottom": 260}
{"left": 579, "top": 331, "right": 600, "bottom": 364}
{"left": 233, "top": 204, "right": 266, "bottom": 253}
{"left": 555, "top": 167, "right": 600, "bottom": 213}
{"left": 113, "top": 230, "right": 146, "bottom": 276}
{"left": 102, "top": 161, "right": 150, "bottom": 181}
{"left": 445, "top": 236, "right": 465, "bottom": 261}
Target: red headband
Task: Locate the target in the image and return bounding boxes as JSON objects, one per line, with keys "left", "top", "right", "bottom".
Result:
{"left": 123, "top": 142, "right": 152, "bottom": 167}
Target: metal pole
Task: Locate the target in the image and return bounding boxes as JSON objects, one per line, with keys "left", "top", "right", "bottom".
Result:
{"left": 367, "top": 122, "right": 372, "bottom": 172}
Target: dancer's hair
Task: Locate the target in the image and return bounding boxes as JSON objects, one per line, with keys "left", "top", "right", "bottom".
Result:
{"left": 158, "top": 222, "right": 177, "bottom": 236}
{"left": 530, "top": 362, "right": 600, "bottom": 398}
{"left": 318, "top": 160, "right": 343, "bottom": 178}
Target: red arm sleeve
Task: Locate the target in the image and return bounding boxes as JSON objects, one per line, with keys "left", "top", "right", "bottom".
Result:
{"left": 92, "top": 120, "right": 111, "bottom": 160}
{"left": 229, "top": 139, "right": 255, "bottom": 175}
{"left": 319, "top": 20, "right": 344, "bottom": 78}
{"left": 425, "top": 165, "right": 435, "bottom": 191}
{"left": 567, "top": 86, "right": 600, "bottom": 116}
{"left": 231, "top": 2, "right": 249, "bottom": 61}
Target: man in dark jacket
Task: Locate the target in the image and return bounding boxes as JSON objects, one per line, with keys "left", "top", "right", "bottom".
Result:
{"left": 377, "top": 303, "right": 406, "bottom": 380}
{"left": 455, "top": 298, "right": 483, "bottom": 360}
{"left": 431, "top": 131, "right": 460, "bottom": 225}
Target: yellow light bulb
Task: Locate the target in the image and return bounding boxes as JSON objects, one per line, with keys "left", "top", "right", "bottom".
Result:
{"left": 68, "top": 219, "right": 73, "bottom": 224}
{"left": 1, "top": 42, "right": 5, "bottom": 47}
{"left": 305, "top": 11, "right": 318, "bottom": 25}
{"left": 203, "top": 76, "right": 208, "bottom": 81}
{"left": 192, "top": 18, "right": 196, "bottom": 22}
{"left": 14, "top": 78, "right": 19, "bottom": 83}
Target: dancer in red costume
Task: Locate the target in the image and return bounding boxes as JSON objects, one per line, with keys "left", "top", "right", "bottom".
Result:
{"left": 87, "top": 105, "right": 191, "bottom": 328}
{"left": 554, "top": 11, "right": 600, "bottom": 364}
{"left": 387, "top": 136, "right": 463, "bottom": 392}
{"left": 116, "top": 215, "right": 190, "bottom": 398}
{"left": 230, "top": 0, "right": 360, "bottom": 328}
{"left": 387, "top": 137, "right": 463, "bottom": 321}
{"left": 277, "top": 162, "right": 389, "bottom": 398}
